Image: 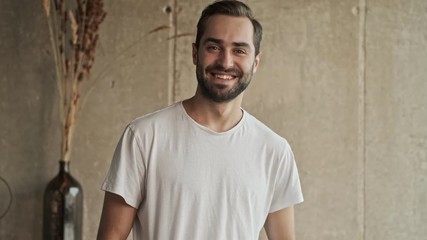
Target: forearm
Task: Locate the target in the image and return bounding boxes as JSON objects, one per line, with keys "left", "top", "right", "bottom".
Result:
{"left": 97, "top": 192, "right": 137, "bottom": 240}
{"left": 264, "top": 206, "right": 296, "bottom": 240}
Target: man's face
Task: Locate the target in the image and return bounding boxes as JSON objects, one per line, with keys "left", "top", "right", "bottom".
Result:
{"left": 193, "top": 14, "right": 260, "bottom": 102}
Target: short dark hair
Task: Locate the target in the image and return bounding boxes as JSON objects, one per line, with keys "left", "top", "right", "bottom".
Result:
{"left": 195, "top": 0, "right": 263, "bottom": 56}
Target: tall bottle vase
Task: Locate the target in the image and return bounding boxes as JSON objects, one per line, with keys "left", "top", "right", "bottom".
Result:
{"left": 43, "top": 160, "right": 83, "bottom": 240}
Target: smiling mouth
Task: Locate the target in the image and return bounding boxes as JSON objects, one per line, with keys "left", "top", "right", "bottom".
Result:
{"left": 211, "top": 73, "right": 237, "bottom": 80}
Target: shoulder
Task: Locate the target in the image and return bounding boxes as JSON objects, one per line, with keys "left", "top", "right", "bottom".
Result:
{"left": 243, "top": 111, "right": 293, "bottom": 155}
{"left": 127, "top": 102, "right": 183, "bottom": 132}
{"left": 244, "top": 111, "right": 287, "bottom": 142}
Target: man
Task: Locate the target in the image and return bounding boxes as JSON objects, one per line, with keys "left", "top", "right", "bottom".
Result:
{"left": 97, "top": 1, "right": 303, "bottom": 239}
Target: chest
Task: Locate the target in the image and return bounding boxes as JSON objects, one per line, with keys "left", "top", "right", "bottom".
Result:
{"left": 145, "top": 132, "right": 277, "bottom": 202}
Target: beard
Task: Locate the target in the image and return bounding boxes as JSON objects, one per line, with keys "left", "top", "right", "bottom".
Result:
{"left": 196, "top": 62, "right": 255, "bottom": 103}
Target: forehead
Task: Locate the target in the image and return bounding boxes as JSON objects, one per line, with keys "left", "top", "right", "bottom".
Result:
{"left": 201, "top": 14, "right": 255, "bottom": 47}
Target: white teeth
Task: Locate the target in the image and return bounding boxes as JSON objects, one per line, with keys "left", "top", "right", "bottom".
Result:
{"left": 215, "top": 74, "right": 234, "bottom": 80}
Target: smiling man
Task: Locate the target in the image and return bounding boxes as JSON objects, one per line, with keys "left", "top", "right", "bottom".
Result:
{"left": 97, "top": 1, "right": 303, "bottom": 240}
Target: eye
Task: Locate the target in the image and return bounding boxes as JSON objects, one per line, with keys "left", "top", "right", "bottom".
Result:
{"left": 234, "top": 48, "right": 247, "bottom": 55}
{"left": 206, "top": 45, "right": 220, "bottom": 52}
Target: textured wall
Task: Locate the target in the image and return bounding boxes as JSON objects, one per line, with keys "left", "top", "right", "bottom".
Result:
{"left": 364, "top": 1, "right": 427, "bottom": 239}
{"left": 0, "top": 0, "right": 426, "bottom": 240}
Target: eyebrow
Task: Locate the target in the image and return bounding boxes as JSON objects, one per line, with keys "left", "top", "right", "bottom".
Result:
{"left": 203, "top": 37, "right": 251, "bottom": 48}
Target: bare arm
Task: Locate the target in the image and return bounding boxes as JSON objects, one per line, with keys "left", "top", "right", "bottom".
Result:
{"left": 264, "top": 206, "right": 296, "bottom": 240}
{"left": 97, "top": 192, "right": 137, "bottom": 240}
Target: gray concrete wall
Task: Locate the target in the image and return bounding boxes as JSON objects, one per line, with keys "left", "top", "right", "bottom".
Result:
{"left": 0, "top": 0, "right": 426, "bottom": 239}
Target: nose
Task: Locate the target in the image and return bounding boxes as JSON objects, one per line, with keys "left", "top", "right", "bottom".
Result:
{"left": 216, "top": 50, "right": 234, "bottom": 69}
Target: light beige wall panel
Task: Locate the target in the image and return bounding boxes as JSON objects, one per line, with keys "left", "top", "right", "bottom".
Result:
{"left": 0, "top": 0, "right": 170, "bottom": 239}
{"left": 365, "top": 1, "right": 427, "bottom": 239}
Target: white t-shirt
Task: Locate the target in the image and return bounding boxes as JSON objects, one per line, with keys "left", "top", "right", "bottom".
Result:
{"left": 102, "top": 102, "right": 303, "bottom": 240}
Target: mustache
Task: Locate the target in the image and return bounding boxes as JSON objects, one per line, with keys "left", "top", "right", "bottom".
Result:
{"left": 205, "top": 64, "right": 242, "bottom": 76}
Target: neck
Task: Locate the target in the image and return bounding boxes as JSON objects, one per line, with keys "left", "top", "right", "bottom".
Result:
{"left": 183, "top": 90, "right": 244, "bottom": 132}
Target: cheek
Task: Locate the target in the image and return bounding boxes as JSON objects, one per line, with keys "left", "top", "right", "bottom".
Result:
{"left": 198, "top": 55, "right": 216, "bottom": 68}
{"left": 239, "top": 60, "right": 255, "bottom": 72}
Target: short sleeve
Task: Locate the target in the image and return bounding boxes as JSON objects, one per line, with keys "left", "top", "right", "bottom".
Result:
{"left": 269, "top": 142, "right": 304, "bottom": 212}
{"left": 101, "top": 125, "right": 146, "bottom": 208}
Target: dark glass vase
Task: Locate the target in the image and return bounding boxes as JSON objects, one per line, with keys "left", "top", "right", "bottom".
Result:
{"left": 43, "top": 160, "right": 83, "bottom": 240}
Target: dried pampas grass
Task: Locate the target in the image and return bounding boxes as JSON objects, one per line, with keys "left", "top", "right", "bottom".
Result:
{"left": 43, "top": 0, "right": 106, "bottom": 162}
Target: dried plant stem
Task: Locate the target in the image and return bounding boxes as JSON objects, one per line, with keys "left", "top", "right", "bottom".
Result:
{"left": 62, "top": 79, "right": 82, "bottom": 162}
{"left": 45, "top": 5, "right": 66, "bottom": 147}
{"left": 62, "top": 50, "right": 84, "bottom": 162}
{"left": 43, "top": 0, "right": 50, "bottom": 16}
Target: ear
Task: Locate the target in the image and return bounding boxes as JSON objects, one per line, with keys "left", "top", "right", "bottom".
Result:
{"left": 252, "top": 51, "right": 262, "bottom": 73}
{"left": 192, "top": 43, "right": 198, "bottom": 65}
